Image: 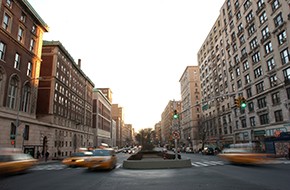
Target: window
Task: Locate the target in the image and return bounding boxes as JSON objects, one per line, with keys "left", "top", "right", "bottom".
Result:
{"left": 269, "top": 74, "right": 277, "bottom": 87}
{"left": 237, "top": 80, "right": 242, "bottom": 88}
{"left": 245, "top": 74, "right": 251, "bottom": 84}
{"left": 17, "top": 27, "right": 24, "bottom": 43}
{"left": 238, "top": 23, "right": 243, "bottom": 33}
{"left": 234, "top": 55, "right": 240, "bottom": 64}
{"left": 2, "top": 13, "right": 11, "bottom": 31}
{"left": 236, "top": 11, "right": 241, "bottom": 20}
{"left": 277, "top": 30, "right": 287, "bottom": 45}
{"left": 274, "top": 110, "right": 283, "bottom": 122}
{"left": 20, "top": 12, "right": 26, "bottom": 23}
{"left": 249, "top": 38, "right": 258, "bottom": 50}
{"left": 29, "top": 39, "right": 35, "bottom": 52}
{"left": 283, "top": 67, "right": 290, "bottom": 82}
{"left": 248, "top": 24, "right": 255, "bottom": 36}
{"left": 267, "top": 57, "right": 275, "bottom": 71}
{"left": 31, "top": 24, "right": 36, "bottom": 35}
{"left": 0, "top": 42, "right": 6, "bottom": 60}
{"left": 236, "top": 67, "right": 240, "bottom": 76}
{"left": 254, "top": 66, "right": 263, "bottom": 78}
{"left": 260, "top": 114, "right": 269, "bottom": 125}
{"left": 239, "top": 35, "right": 245, "bottom": 45}
{"left": 23, "top": 125, "right": 29, "bottom": 140}
{"left": 259, "top": 11, "right": 267, "bottom": 25}
{"left": 274, "top": 13, "right": 283, "bottom": 27}
{"left": 243, "top": 61, "right": 250, "bottom": 71}
{"left": 246, "top": 11, "right": 253, "bottom": 23}
{"left": 261, "top": 26, "right": 270, "bottom": 40}
{"left": 252, "top": 52, "right": 261, "bottom": 64}
{"left": 244, "top": 0, "right": 251, "bottom": 11}
{"left": 241, "top": 119, "right": 247, "bottom": 128}
{"left": 246, "top": 88, "right": 252, "bottom": 98}
{"left": 271, "top": 0, "right": 280, "bottom": 11}
{"left": 257, "top": 0, "right": 265, "bottom": 7}
{"left": 250, "top": 116, "right": 256, "bottom": 127}
{"left": 6, "top": 0, "right": 12, "bottom": 8}
{"left": 264, "top": 41, "right": 273, "bottom": 54}
{"left": 272, "top": 92, "right": 280, "bottom": 105}
{"left": 14, "top": 53, "right": 21, "bottom": 69}
{"left": 7, "top": 77, "right": 18, "bottom": 109}
{"left": 257, "top": 97, "right": 267, "bottom": 109}
{"left": 22, "top": 84, "right": 31, "bottom": 112}
{"left": 27, "top": 62, "right": 32, "bottom": 77}
{"left": 280, "top": 48, "right": 290, "bottom": 64}
{"left": 248, "top": 102, "right": 254, "bottom": 112}
{"left": 256, "top": 81, "right": 264, "bottom": 94}
{"left": 10, "top": 123, "right": 16, "bottom": 140}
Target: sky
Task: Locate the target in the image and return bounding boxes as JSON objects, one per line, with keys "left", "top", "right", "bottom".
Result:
{"left": 28, "top": 0, "right": 225, "bottom": 131}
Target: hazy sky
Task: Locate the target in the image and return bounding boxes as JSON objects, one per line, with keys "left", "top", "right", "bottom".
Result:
{"left": 28, "top": 0, "right": 225, "bottom": 131}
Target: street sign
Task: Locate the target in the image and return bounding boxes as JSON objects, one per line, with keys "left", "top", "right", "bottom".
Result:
{"left": 172, "top": 131, "right": 180, "bottom": 139}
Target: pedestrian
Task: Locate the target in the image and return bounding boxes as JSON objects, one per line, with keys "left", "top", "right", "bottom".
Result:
{"left": 45, "top": 151, "right": 49, "bottom": 162}
{"left": 36, "top": 150, "right": 41, "bottom": 159}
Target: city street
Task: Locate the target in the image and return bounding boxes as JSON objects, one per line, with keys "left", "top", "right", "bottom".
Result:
{"left": 1, "top": 153, "right": 289, "bottom": 190}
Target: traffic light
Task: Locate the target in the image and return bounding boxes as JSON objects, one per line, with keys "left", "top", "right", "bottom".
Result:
{"left": 234, "top": 98, "right": 240, "bottom": 107}
{"left": 173, "top": 110, "right": 179, "bottom": 119}
{"left": 240, "top": 96, "right": 247, "bottom": 109}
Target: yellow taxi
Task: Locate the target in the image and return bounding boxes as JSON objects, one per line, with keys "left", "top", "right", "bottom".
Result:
{"left": 62, "top": 151, "right": 93, "bottom": 167}
{"left": 0, "top": 148, "right": 37, "bottom": 175}
{"left": 218, "top": 143, "right": 272, "bottom": 164}
{"left": 84, "top": 148, "right": 117, "bottom": 170}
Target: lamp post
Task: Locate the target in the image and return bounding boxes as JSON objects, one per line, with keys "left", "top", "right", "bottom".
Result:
{"left": 14, "top": 77, "right": 41, "bottom": 149}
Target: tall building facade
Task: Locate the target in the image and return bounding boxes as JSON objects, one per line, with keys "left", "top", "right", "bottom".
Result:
{"left": 161, "top": 100, "right": 181, "bottom": 146}
{"left": 38, "top": 41, "right": 94, "bottom": 158}
{"left": 112, "top": 104, "right": 124, "bottom": 147}
{"left": 179, "top": 66, "right": 202, "bottom": 150}
{"left": 92, "top": 88, "right": 112, "bottom": 147}
{"left": 0, "top": 0, "right": 48, "bottom": 154}
{"left": 198, "top": 0, "right": 290, "bottom": 148}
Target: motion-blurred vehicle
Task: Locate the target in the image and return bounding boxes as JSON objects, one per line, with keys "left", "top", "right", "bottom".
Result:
{"left": 62, "top": 151, "right": 93, "bottom": 167}
{"left": 84, "top": 148, "right": 117, "bottom": 170}
{"left": 202, "top": 147, "right": 214, "bottom": 155}
{"left": 0, "top": 148, "right": 37, "bottom": 175}
{"left": 218, "top": 143, "right": 273, "bottom": 164}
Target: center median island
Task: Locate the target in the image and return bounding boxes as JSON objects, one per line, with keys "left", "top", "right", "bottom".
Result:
{"left": 123, "top": 150, "right": 192, "bottom": 169}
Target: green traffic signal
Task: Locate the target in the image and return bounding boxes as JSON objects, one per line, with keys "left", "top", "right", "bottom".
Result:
{"left": 241, "top": 102, "right": 246, "bottom": 108}
{"left": 173, "top": 110, "right": 179, "bottom": 119}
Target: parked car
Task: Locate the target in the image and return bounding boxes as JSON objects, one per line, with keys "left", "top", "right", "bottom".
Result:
{"left": 84, "top": 148, "right": 117, "bottom": 170}
{"left": 0, "top": 148, "right": 37, "bottom": 175}
{"left": 202, "top": 147, "right": 214, "bottom": 155}
{"left": 62, "top": 151, "right": 93, "bottom": 167}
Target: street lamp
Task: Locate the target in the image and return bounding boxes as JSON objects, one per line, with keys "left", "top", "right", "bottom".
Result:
{"left": 14, "top": 77, "right": 41, "bottom": 149}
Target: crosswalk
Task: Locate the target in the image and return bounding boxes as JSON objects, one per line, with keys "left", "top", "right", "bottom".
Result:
{"left": 191, "top": 161, "right": 225, "bottom": 167}
{"left": 30, "top": 163, "right": 123, "bottom": 171}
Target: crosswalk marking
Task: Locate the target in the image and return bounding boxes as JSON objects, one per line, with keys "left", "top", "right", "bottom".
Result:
{"left": 191, "top": 161, "right": 225, "bottom": 167}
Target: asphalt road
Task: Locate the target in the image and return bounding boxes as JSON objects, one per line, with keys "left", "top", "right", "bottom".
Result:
{"left": 0, "top": 152, "right": 289, "bottom": 190}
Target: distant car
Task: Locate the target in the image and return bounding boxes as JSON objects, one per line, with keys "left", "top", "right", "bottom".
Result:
{"left": 185, "top": 147, "right": 194, "bottom": 153}
{"left": 202, "top": 147, "right": 214, "bottom": 155}
{"left": 0, "top": 149, "right": 37, "bottom": 175}
{"left": 84, "top": 148, "right": 117, "bottom": 170}
{"left": 62, "top": 151, "right": 93, "bottom": 167}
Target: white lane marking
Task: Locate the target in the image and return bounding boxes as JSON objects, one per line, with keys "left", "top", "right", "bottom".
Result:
{"left": 191, "top": 163, "right": 201, "bottom": 167}
{"left": 194, "top": 162, "right": 209, "bottom": 166}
